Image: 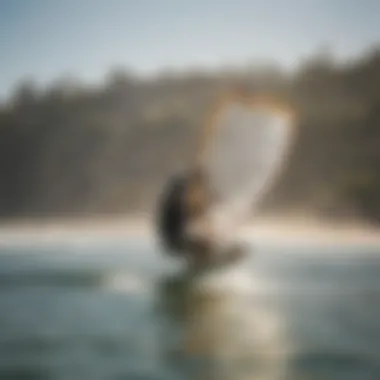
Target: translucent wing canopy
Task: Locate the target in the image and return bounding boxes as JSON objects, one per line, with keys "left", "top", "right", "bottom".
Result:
{"left": 192, "top": 94, "right": 297, "bottom": 237}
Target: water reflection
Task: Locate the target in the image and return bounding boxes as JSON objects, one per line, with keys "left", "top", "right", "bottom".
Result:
{"left": 157, "top": 259, "right": 290, "bottom": 380}
{"left": 0, "top": 242, "right": 380, "bottom": 379}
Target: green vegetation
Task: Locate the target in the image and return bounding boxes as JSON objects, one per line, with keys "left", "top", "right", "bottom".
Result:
{"left": 1, "top": 48, "right": 380, "bottom": 222}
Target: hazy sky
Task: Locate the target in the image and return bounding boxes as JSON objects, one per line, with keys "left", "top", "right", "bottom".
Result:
{"left": 1, "top": 0, "right": 380, "bottom": 97}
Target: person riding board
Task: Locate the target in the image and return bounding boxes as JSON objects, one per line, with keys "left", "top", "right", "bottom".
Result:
{"left": 156, "top": 88, "right": 297, "bottom": 269}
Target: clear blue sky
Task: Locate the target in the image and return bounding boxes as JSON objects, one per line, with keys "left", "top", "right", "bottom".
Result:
{"left": 0, "top": 0, "right": 379, "bottom": 97}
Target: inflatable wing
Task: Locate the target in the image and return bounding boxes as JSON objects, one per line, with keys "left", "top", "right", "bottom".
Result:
{"left": 188, "top": 92, "right": 297, "bottom": 242}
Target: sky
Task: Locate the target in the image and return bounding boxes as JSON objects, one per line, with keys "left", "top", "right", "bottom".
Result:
{"left": 0, "top": 0, "right": 380, "bottom": 98}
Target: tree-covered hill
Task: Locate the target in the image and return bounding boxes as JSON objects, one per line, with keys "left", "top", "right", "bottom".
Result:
{"left": 1, "top": 49, "right": 380, "bottom": 222}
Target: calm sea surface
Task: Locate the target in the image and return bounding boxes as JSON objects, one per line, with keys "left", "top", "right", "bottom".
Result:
{"left": 0, "top": 234, "right": 379, "bottom": 380}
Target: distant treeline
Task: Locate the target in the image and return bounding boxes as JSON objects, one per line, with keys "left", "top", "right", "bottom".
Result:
{"left": 1, "top": 47, "right": 380, "bottom": 222}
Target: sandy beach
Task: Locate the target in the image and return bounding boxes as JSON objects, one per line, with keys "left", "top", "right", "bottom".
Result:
{"left": 0, "top": 214, "right": 380, "bottom": 247}
{"left": 242, "top": 215, "right": 380, "bottom": 245}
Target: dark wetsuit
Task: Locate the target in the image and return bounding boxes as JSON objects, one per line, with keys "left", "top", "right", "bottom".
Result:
{"left": 157, "top": 173, "right": 190, "bottom": 255}
{"left": 157, "top": 171, "right": 248, "bottom": 266}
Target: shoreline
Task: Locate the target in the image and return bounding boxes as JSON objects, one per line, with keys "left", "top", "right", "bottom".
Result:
{"left": 0, "top": 214, "right": 380, "bottom": 245}
{"left": 242, "top": 215, "right": 380, "bottom": 245}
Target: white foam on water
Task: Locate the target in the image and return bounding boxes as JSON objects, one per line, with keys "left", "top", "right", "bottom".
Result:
{"left": 102, "top": 272, "right": 151, "bottom": 295}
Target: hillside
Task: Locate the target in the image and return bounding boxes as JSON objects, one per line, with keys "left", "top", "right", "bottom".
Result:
{"left": 1, "top": 48, "right": 380, "bottom": 222}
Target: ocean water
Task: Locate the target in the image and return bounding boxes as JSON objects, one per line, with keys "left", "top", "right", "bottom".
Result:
{"left": 0, "top": 234, "right": 379, "bottom": 380}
